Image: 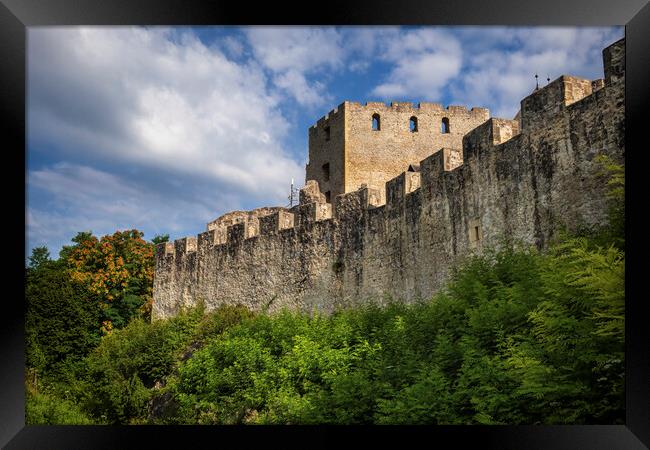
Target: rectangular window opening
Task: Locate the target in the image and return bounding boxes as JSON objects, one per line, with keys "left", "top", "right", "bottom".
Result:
{"left": 324, "top": 126, "right": 331, "bottom": 141}
{"left": 322, "top": 163, "right": 330, "bottom": 182}
{"left": 325, "top": 191, "right": 331, "bottom": 203}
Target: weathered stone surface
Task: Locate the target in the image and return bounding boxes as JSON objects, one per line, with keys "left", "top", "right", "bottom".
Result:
{"left": 153, "top": 38, "right": 625, "bottom": 321}
{"left": 299, "top": 180, "right": 326, "bottom": 205}
{"left": 306, "top": 99, "right": 490, "bottom": 207}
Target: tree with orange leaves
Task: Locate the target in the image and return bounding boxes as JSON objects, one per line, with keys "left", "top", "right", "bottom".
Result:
{"left": 62, "top": 229, "right": 155, "bottom": 330}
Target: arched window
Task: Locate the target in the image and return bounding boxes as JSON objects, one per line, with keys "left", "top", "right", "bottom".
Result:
{"left": 441, "top": 117, "right": 450, "bottom": 134}
{"left": 372, "top": 114, "right": 380, "bottom": 131}
{"left": 409, "top": 116, "right": 418, "bottom": 132}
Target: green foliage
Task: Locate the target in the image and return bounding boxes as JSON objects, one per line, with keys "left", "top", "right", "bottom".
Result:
{"left": 25, "top": 260, "right": 101, "bottom": 374}
{"left": 29, "top": 231, "right": 624, "bottom": 425}
{"left": 63, "top": 229, "right": 155, "bottom": 327}
{"left": 58, "top": 231, "right": 94, "bottom": 262}
{"left": 27, "top": 246, "right": 50, "bottom": 270}
{"left": 25, "top": 228, "right": 158, "bottom": 382}
{"left": 151, "top": 234, "right": 170, "bottom": 245}
{"left": 375, "top": 365, "right": 454, "bottom": 424}
{"left": 26, "top": 389, "right": 96, "bottom": 425}
{"left": 78, "top": 308, "right": 204, "bottom": 424}
{"left": 193, "top": 304, "right": 256, "bottom": 343}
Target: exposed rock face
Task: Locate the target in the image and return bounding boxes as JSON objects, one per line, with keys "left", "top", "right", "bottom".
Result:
{"left": 153, "top": 38, "right": 625, "bottom": 321}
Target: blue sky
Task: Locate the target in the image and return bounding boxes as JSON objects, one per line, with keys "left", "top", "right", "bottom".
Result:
{"left": 26, "top": 26, "right": 623, "bottom": 258}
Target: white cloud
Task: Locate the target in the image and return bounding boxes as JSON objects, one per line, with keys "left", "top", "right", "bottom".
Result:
{"left": 245, "top": 27, "right": 344, "bottom": 73}
{"left": 451, "top": 27, "right": 624, "bottom": 118}
{"left": 221, "top": 35, "right": 245, "bottom": 58}
{"left": 273, "top": 69, "right": 327, "bottom": 108}
{"left": 28, "top": 27, "right": 303, "bottom": 201}
{"left": 362, "top": 26, "right": 622, "bottom": 116}
{"left": 340, "top": 26, "right": 399, "bottom": 60}
{"left": 373, "top": 52, "right": 462, "bottom": 99}
{"left": 27, "top": 27, "right": 307, "bottom": 256}
{"left": 370, "top": 28, "right": 463, "bottom": 100}
{"left": 244, "top": 27, "right": 344, "bottom": 107}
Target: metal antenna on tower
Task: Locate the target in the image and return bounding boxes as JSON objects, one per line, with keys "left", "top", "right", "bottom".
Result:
{"left": 287, "top": 178, "right": 299, "bottom": 208}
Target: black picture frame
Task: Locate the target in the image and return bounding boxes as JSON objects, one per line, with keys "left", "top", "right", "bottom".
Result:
{"left": 3, "top": 0, "right": 649, "bottom": 448}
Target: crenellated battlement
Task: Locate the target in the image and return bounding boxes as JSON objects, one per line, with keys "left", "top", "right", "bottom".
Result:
{"left": 310, "top": 101, "right": 490, "bottom": 131}
{"left": 161, "top": 187, "right": 336, "bottom": 265}
{"left": 343, "top": 101, "right": 491, "bottom": 123}
{"left": 153, "top": 38, "right": 625, "bottom": 320}
{"left": 259, "top": 210, "right": 295, "bottom": 235}
{"left": 175, "top": 236, "right": 197, "bottom": 257}
{"left": 519, "top": 75, "right": 594, "bottom": 131}
{"left": 338, "top": 101, "right": 488, "bottom": 114}
{"left": 312, "top": 104, "right": 344, "bottom": 130}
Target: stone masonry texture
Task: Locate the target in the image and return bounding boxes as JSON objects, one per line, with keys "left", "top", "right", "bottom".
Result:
{"left": 153, "top": 38, "right": 625, "bottom": 320}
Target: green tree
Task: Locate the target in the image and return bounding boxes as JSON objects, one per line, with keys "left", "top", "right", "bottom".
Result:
{"left": 151, "top": 234, "right": 170, "bottom": 245}
{"left": 25, "top": 260, "right": 101, "bottom": 374}
{"left": 63, "top": 229, "right": 155, "bottom": 327}
{"left": 27, "top": 246, "right": 50, "bottom": 270}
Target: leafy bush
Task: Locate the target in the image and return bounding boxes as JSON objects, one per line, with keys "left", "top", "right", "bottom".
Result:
{"left": 29, "top": 233, "right": 624, "bottom": 425}
{"left": 77, "top": 307, "right": 204, "bottom": 424}
{"left": 25, "top": 377, "right": 96, "bottom": 425}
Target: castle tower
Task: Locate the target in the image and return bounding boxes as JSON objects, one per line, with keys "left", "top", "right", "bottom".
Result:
{"left": 306, "top": 101, "right": 490, "bottom": 204}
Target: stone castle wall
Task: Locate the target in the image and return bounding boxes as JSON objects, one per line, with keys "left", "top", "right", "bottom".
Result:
{"left": 306, "top": 105, "right": 346, "bottom": 204}
{"left": 153, "top": 39, "right": 625, "bottom": 320}
{"left": 344, "top": 101, "right": 489, "bottom": 201}
{"left": 306, "top": 99, "right": 490, "bottom": 206}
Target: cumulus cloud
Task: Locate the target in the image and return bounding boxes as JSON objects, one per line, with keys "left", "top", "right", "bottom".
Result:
{"left": 244, "top": 27, "right": 345, "bottom": 107}
{"left": 450, "top": 27, "right": 624, "bottom": 117}
{"left": 272, "top": 69, "right": 327, "bottom": 109}
{"left": 28, "top": 27, "right": 302, "bottom": 198}
{"left": 370, "top": 28, "right": 463, "bottom": 100}
{"left": 221, "top": 35, "right": 245, "bottom": 58}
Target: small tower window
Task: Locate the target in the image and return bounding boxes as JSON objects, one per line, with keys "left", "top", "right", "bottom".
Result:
{"left": 409, "top": 116, "right": 418, "bottom": 132}
{"left": 324, "top": 126, "right": 331, "bottom": 141}
{"left": 441, "top": 117, "right": 450, "bottom": 134}
{"left": 372, "top": 114, "right": 381, "bottom": 131}
{"left": 322, "top": 162, "right": 330, "bottom": 182}
{"left": 325, "top": 191, "right": 331, "bottom": 203}
{"left": 469, "top": 218, "right": 482, "bottom": 247}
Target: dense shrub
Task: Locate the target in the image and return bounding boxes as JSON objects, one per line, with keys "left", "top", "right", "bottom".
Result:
{"left": 77, "top": 307, "right": 205, "bottom": 424}
{"left": 26, "top": 390, "right": 95, "bottom": 425}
